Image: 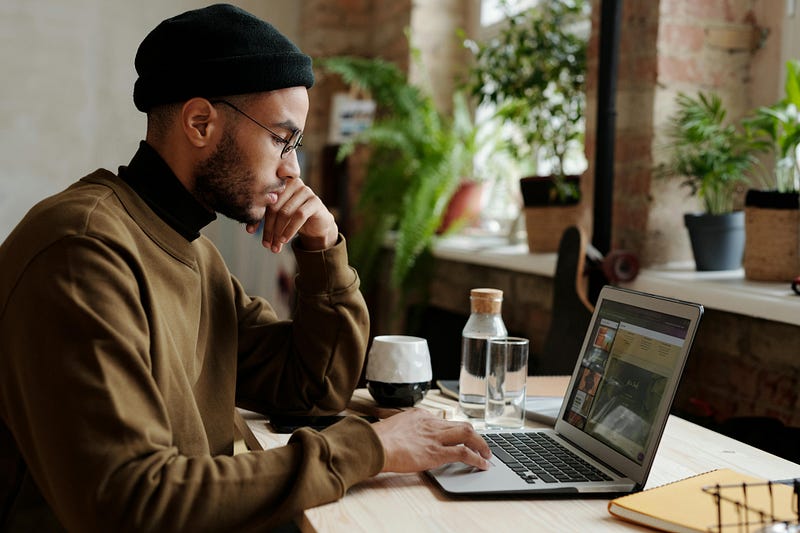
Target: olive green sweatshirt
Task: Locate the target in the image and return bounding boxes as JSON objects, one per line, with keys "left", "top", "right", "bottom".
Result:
{"left": 0, "top": 165, "right": 382, "bottom": 531}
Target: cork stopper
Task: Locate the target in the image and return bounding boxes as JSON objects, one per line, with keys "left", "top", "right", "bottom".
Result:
{"left": 470, "top": 288, "right": 503, "bottom": 314}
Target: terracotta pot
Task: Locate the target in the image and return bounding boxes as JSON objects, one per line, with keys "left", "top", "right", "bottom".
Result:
{"left": 437, "top": 181, "right": 485, "bottom": 234}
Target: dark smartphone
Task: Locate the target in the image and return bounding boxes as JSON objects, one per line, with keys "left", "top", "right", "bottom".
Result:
{"left": 436, "top": 379, "right": 459, "bottom": 400}
{"left": 269, "top": 414, "right": 378, "bottom": 433}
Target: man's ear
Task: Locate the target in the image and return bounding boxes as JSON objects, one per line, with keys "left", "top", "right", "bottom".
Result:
{"left": 181, "top": 98, "right": 219, "bottom": 148}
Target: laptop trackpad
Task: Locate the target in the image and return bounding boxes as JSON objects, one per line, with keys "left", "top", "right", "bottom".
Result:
{"left": 427, "top": 457, "right": 578, "bottom": 495}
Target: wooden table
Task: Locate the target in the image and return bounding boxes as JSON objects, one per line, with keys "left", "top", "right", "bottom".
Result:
{"left": 241, "top": 378, "right": 800, "bottom": 532}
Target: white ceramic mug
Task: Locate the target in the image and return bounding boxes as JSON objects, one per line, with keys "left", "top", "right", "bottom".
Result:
{"left": 365, "top": 335, "right": 432, "bottom": 407}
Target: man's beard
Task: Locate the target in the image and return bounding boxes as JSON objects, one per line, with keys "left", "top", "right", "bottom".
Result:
{"left": 193, "top": 130, "right": 261, "bottom": 225}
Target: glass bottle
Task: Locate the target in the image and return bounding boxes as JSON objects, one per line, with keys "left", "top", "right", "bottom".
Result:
{"left": 458, "top": 288, "right": 507, "bottom": 419}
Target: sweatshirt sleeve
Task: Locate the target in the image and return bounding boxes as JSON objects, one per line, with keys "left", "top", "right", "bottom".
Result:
{"left": 234, "top": 234, "right": 371, "bottom": 415}
{"left": 0, "top": 235, "right": 383, "bottom": 533}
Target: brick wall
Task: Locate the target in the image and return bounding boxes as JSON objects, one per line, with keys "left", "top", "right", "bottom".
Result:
{"left": 300, "top": 0, "right": 677, "bottom": 257}
{"left": 648, "top": 0, "right": 767, "bottom": 265}
{"left": 305, "top": 0, "right": 799, "bottom": 432}
{"left": 298, "top": 0, "right": 411, "bottom": 207}
{"left": 379, "top": 254, "right": 800, "bottom": 429}
{"left": 581, "top": 0, "right": 797, "bottom": 431}
{"left": 582, "top": 0, "right": 662, "bottom": 258}
{"left": 676, "top": 309, "right": 800, "bottom": 428}
{"left": 408, "top": 0, "right": 474, "bottom": 114}
{"left": 297, "top": 0, "right": 470, "bottom": 236}
{"left": 548, "top": 0, "right": 781, "bottom": 266}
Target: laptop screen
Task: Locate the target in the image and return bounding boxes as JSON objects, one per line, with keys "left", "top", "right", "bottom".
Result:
{"left": 560, "top": 299, "right": 692, "bottom": 465}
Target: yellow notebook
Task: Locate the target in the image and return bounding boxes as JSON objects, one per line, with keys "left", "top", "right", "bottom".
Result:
{"left": 608, "top": 468, "right": 798, "bottom": 533}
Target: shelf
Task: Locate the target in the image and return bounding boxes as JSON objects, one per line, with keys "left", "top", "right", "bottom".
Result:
{"left": 430, "top": 235, "right": 800, "bottom": 327}
{"left": 622, "top": 264, "right": 800, "bottom": 326}
{"left": 431, "top": 234, "right": 556, "bottom": 277}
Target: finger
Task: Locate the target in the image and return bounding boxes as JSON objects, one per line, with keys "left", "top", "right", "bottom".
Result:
{"left": 262, "top": 204, "right": 292, "bottom": 252}
{"left": 258, "top": 219, "right": 274, "bottom": 251}
{"left": 467, "top": 436, "right": 492, "bottom": 460}
{"left": 260, "top": 219, "right": 277, "bottom": 251}
{"left": 446, "top": 444, "right": 492, "bottom": 471}
{"left": 260, "top": 182, "right": 293, "bottom": 249}
{"left": 260, "top": 206, "right": 280, "bottom": 251}
{"left": 262, "top": 180, "right": 309, "bottom": 251}
{"left": 437, "top": 421, "right": 492, "bottom": 459}
{"left": 273, "top": 189, "right": 317, "bottom": 245}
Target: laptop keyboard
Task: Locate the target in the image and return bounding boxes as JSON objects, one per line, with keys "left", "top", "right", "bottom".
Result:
{"left": 484, "top": 432, "right": 613, "bottom": 484}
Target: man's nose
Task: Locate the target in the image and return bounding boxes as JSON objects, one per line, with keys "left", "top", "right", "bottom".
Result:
{"left": 278, "top": 150, "right": 301, "bottom": 180}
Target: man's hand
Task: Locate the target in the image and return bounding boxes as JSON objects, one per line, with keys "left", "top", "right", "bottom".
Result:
{"left": 371, "top": 409, "right": 492, "bottom": 473}
{"left": 246, "top": 177, "right": 338, "bottom": 252}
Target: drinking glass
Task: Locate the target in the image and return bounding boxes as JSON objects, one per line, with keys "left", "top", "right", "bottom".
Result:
{"left": 485, "top": 336, "right": 529, "bottom": 429}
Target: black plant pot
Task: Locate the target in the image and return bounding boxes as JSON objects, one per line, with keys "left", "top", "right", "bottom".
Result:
{"left": 683, "top": 211, "right": 745, "bottom": 271}
{"left": 744, "top": 189, "right": 800, "bottom": 209}
{"left": 519, "top": 175, "right": 581, "bottom": 206}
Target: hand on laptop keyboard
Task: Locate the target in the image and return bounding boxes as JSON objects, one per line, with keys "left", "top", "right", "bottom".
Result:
{"left": 372, "top": 408, "right": 492, "bottom": 473}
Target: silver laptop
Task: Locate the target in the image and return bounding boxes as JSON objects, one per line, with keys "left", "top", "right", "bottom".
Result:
{"left": 427, "top": 285, "right": 703, "bottom": 495}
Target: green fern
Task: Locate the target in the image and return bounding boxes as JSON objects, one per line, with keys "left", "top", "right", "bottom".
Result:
{"left": 318, "top": 56, "right": 474, "bottom": 291}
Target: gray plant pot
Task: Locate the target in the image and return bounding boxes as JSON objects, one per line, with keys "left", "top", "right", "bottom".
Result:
{"left": 684, "top": 211, "right": 745, "bottom": 271}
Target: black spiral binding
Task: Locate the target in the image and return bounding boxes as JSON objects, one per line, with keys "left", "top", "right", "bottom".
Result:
{"left": 702, "top": 479, "right": 800, "bottom": 532}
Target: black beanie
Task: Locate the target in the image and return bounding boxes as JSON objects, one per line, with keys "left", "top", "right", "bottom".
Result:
{"left": 133, "top": 3, "right": 314, "bottom": 112}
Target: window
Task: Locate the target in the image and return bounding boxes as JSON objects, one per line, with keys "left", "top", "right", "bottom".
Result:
{"left": 466, "top": 1, "right": 590, "bottom": 234}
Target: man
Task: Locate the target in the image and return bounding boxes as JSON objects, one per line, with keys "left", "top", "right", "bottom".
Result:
{"left": 0, "top": 4, "right": 490, "bottom": 531}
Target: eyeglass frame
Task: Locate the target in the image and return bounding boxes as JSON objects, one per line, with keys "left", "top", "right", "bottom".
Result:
{"left": 209, "top": 99, "right": 303, "bottom": 158}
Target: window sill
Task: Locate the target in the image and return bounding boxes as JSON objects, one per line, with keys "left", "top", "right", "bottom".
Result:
{"left": 430, "top": 235, "right": 800, "bottom": 327}
{"left": 432, "top": 234, "right": 556, "bottom": 276}
{"left": 622, "top": 263, "right": 800, "bottom": 326}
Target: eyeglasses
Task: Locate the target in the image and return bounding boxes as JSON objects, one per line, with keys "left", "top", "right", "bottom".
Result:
{"left": 211, "top": 99, "right": 303, "bottom": 158}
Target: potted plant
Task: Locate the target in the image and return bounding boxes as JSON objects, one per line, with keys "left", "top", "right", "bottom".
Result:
{"left": 660, "top": 91, "right": 766, "bottom": 271}
{"left": 741, "top": 60, "right": 800, "bottom": 281}
{"left": 461, "top": 0, "right": 589, "bottom": 252}
{"left": 436, "top": 91, "right": 502, "bottom": 235}
{"left": 318, "top": 56, "right": 488, "bottom": 293}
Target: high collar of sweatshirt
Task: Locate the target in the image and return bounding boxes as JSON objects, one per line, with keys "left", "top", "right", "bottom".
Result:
{"left": 119, "top": 141, "right": 216, "bottom": 241}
